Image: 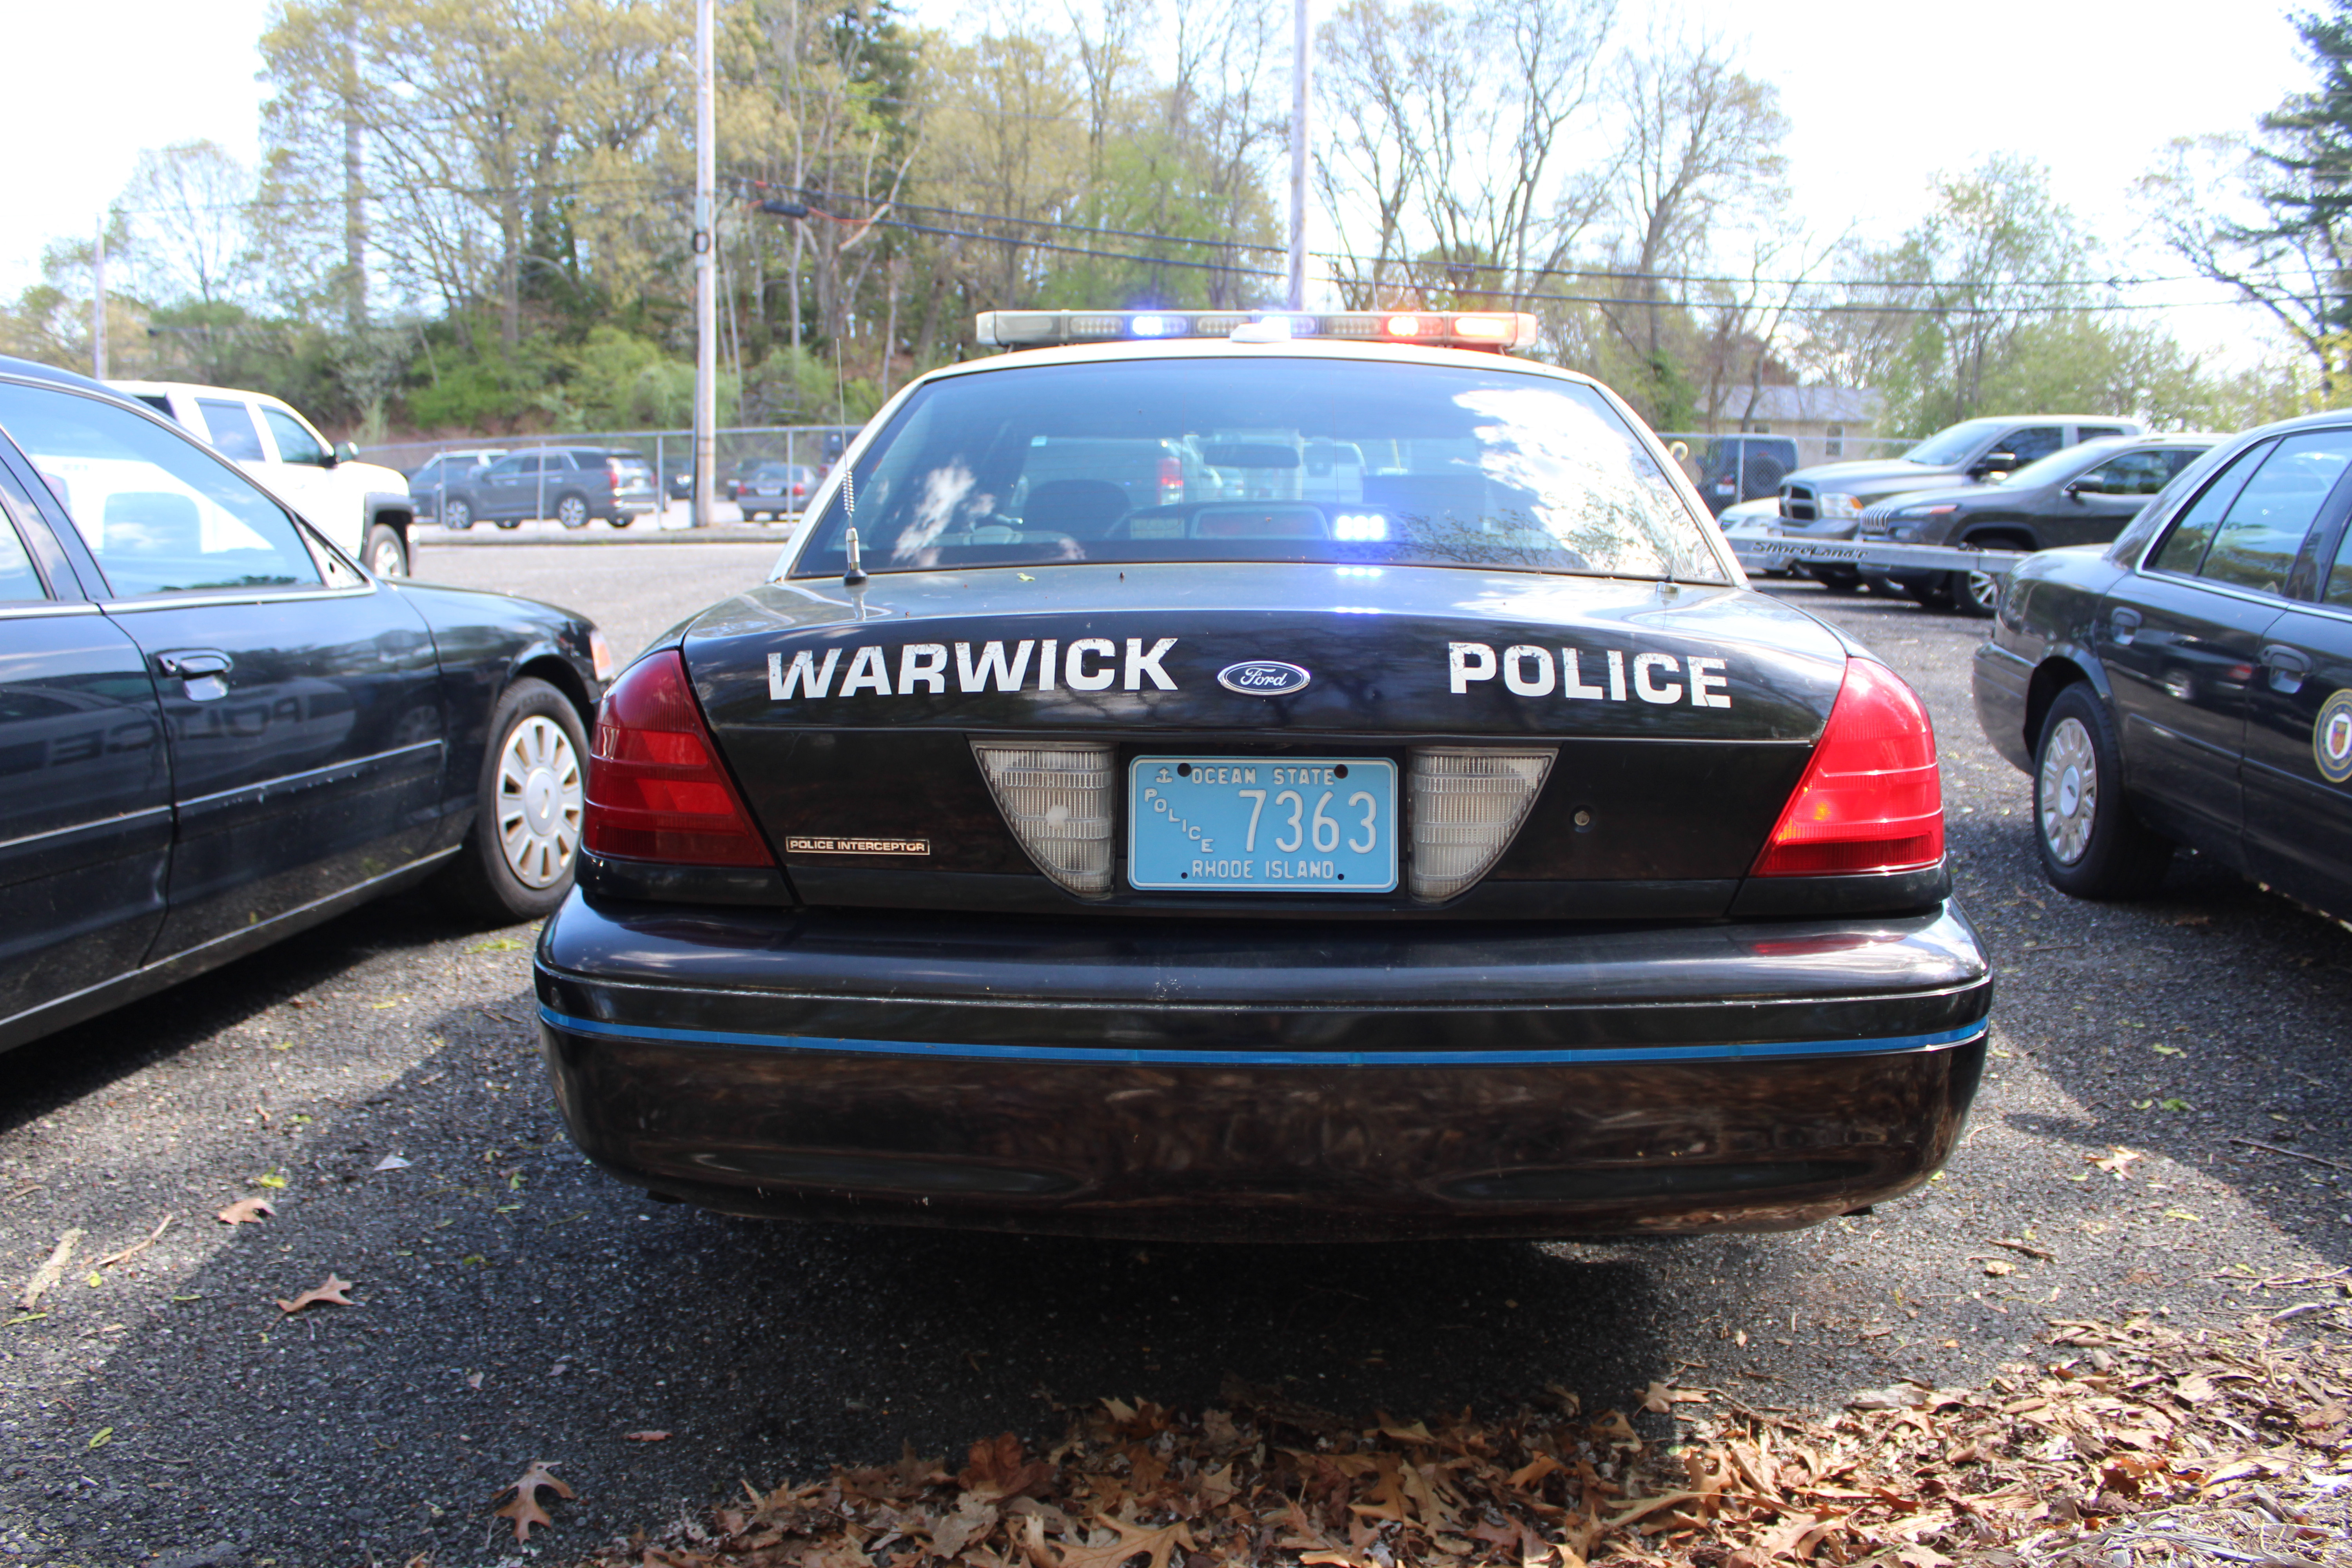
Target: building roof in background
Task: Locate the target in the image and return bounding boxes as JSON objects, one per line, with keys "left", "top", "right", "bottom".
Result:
{"left": 1718, "top": 385, "right": 1881, "bottom": 425}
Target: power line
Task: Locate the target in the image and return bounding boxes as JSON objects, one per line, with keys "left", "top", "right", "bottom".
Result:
{"left": 757, "top": 182, "right": 1286, "bottom": 254}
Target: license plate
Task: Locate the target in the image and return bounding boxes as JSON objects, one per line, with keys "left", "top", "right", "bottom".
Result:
{"left": 1127, "top": 756, "right": 1397, "bottom": 892}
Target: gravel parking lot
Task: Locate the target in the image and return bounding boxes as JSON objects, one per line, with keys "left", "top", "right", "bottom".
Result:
{"left": 2, "top": 548, "right": 2346, "bottom": 1566}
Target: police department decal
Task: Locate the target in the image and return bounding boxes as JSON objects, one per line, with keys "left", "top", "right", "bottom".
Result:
{"left": 1444, "top": 641, "right": 1733, "bottom": 707}
{"left": 2316, "top": 689, "right": 2352, "bottom": 784}
{"left": 770, "top": 637, "right": 1178, "bottom": 698}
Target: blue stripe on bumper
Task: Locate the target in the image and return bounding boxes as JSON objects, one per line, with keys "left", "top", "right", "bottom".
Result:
{"left": 537, "top": 1006, "right": 1986, "bottom": 1068}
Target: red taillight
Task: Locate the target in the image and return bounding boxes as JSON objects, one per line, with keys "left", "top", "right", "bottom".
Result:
{"left": 584, "top": 650, "right": 774, "bottom": 866}
{"left": 1158, "top": 456, "right": 1183, "bottom": 506}
{"left": 607, "top": 460, "right": 624, "bottom": 485}
{"left": 1751, "top": 660, "right": 1943, "bottom": 877}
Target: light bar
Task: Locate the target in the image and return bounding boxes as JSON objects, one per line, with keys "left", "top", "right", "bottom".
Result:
{"left": 1407, "top": 747, "right": 1555, "bottom": 901}
{"left": 974, "top": 310, "right": 1540, "bottom": 353}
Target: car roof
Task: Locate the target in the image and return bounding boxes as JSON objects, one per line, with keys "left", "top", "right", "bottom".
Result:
{"left": 0, "top": 355, "right": 145, "bottom": 401}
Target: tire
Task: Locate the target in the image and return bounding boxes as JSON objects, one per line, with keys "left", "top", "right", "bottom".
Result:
{"left": 610, "top": 516, "right": 633, "bottom": 529}
{"left": 1741, "top": 457, "right": 1786, "bottom": 501}
{"left": 2033, "top": 683, "right": 2173, "bottom": 900}
{"left": 1904, "top": 575, "right": 1957, "bottom": 609}
{"left": 1954, "top": 568, "right": 2002, "bottom": 619}
{"left": 1813, "top": 566, "right": 1863, "bottom": 594}
{"left": 443, "top": 498, "right": 474, "bottom": 531}
{"left": 362, "top": 522, "right": 409, "bottom": 579}
{"left": 555, "top": 493, "right": 591, "bottom": 529}
{"left": 495, "top": 517, "right": 522, "bottom": 531}
{"left": 428, "top": 676, "right": 589, "bottom": 923}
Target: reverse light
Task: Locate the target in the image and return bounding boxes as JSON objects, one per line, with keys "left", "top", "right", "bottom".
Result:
{"left": 1408, "top": 748, "right": 1555, "bottom": 900}
{"left": 971, "top": 741, "right": 1114, "bottom": 897}
{"left": 1751, "top": 660, "right": 1943, "bottom": 877}
{"left": 584, "top": 650, "right": 775, "bottom": 866}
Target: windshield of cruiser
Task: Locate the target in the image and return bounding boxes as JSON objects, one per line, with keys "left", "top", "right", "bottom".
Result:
{"left": 789, "top": 358, "right": 1724, "bottom": 582}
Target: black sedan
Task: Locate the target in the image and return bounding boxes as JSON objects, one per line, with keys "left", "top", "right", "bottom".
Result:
{"left": 1861, "top": 434, "right": 2219, "bottom": 615}
{"left": 0, "top": 357, "right": 611, "bottom": 1054}
{"left": 535, "top": 310, "right": 1989, "bottom": 1242}
{"left": 1973, "top": 414, "right": 2352, "bottom": 916}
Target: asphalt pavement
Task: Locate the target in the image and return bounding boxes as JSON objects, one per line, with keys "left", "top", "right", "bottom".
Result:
{"left": 2, "top": 554, "right": 2347, "bottom": 1566}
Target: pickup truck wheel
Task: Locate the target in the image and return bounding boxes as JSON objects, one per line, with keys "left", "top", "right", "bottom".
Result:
{"left": 442, "top": 498, "right": 474, "bottom": 530}
{"left": 362, "top": 523, "right": 409, "bottom": 578}
{"left": 555, "top": 494, "right": 591, "bottom": 529}
{"left": 2034, "top": 684, "right": 2172, "bottom": 900}
{"left": 429, "top": 677, "right": 587, "bottom": 923}
{"left": 494, "top": 518, "right": 522, "bottom": 530}
{"left": 610, "top": 516, "right": 633, "bottom": 529}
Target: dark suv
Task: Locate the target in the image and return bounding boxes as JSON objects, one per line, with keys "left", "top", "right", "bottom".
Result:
{"left": 1858, "top": 434, "right": 2220, "bottom": 615}
{"left": 1779, "top": 415, "right": 2145, "bottom": 591}
{"left": 440, "top": 447, "right": 661, "bottom": 530}
{"left": 1693, "top": 435, "right": 1798, "bottom": 516}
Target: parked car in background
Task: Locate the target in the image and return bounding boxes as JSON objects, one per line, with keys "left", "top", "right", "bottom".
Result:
{"left": 1693, "top": 435, "right": 1798, "bottom": 516}
{"left": 1779, "top": 415, "right": 2147, "bottom": 592}
{"left": 110, "top": 379, "right": 418, "bottom": 578}
{"left": 438, "top": 446, "right": 660, "bottom": 530}
{"left": 1860, "top": 435, "right": 2220, "bottom": 616}
{"left": 1974, "top": 417, "right": 2352, "bottom": 915}
{"left": 1716, "top": 497, "right": 1795, "bottom": 576}
{"left": 735, "top": 462, "right": 817, "bottom": 521}
{"left": 0, "top": 356, "right": 614, "bottom": 1055}
{"left": 408, "top": 448, "right": 507, "bottom": 520}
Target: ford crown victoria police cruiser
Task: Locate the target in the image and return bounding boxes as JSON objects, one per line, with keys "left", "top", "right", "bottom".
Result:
{"left": 534, "top": 310, "right": 1991, "bottom": 1241}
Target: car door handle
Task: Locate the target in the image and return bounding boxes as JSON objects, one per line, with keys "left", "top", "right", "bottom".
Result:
{"left": 2109, "top": 607, "right": 2141, "bottom": 646}
{"left": 2260, "top": 644, "right": 2312, "bottom": 693}
{"left": 156, "top": 649, "right": 233, "bottom": 700}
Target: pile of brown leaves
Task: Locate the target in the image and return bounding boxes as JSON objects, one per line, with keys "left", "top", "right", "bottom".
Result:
{"left": 579, "top": 1316, "right": 2351, "bottom": 1568}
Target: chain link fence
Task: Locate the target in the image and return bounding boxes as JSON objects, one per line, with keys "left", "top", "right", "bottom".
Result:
{"left": 362, "top": 425, "right": 865, "bottom": 525}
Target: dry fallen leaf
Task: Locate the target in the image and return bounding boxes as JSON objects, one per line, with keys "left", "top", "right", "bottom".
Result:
{"left": 956, "top": 1431, "right": 1054, "bottom": 1501}
{"left": 18, "top": 1229, "right": 83, "bottom": 1311}
{"left": 1984, "top": 1258, "right": 2016, "bottom": 1277}
{"left": 273, "top": 1274, "right": 354, "bottom": 1314}
{"left": 2089, "top": 1146, "right": 2144, "bottom": 1178}
{"left": 624, "top": 1430, "right": 671, "bottom": 1442}
{"left": 216, "top": 1198, "right": 274, "bottom": 1226}
{"left": 491, "top": 1459, "right": 573, "bottom": 1541}
{"left": 1058, "top": 1515, "right": 1194, "bottom": 1568}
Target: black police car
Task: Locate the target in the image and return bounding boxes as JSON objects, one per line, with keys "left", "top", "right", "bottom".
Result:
{"left": 1975, "top": 415, "right": 2352, "bottom": 918}
{"left": 0, "top": 357, "right": 610, "bottom": 1054}
{"left": 535, "top": 310, "right": 1990, "bottom": 1241}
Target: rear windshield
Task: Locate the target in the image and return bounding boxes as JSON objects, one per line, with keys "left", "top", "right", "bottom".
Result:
{"left": 789, "top": 358, "right": 1724, "bottom": 581}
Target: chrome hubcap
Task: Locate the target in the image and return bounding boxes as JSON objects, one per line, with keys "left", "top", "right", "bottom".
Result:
{"left": 368, "top": 537, "right": 404, "bottom": 576}
{"left": 2039, "top": 716, "right": 2097, "bottom": 865}
{"left": 495, "top": 715, "right": 582, "bottom": 888}
{"left": 1966, "top": 570, "right": 2000, "bottom": 611}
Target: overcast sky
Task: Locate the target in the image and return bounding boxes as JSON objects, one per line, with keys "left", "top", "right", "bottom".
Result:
{"left": 0, "top": 0, "right": 2308, "bottom": 358}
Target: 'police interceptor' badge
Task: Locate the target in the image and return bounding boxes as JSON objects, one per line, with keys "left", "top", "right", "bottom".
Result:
{"left": 2316, "top": 690, "right": 2352, "bottom": 784}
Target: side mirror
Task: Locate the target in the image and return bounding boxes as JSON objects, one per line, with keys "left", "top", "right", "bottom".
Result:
{"left": 332, "top": 440, "right": 360, "bottom": 466}
{"left": 2064, "top": 477, "right": 2102, "bottom": 499}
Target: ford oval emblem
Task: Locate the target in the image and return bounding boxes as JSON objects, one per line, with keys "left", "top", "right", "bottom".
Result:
{"left": 1218, "top": 660, "right": 1312, "bottom": 697}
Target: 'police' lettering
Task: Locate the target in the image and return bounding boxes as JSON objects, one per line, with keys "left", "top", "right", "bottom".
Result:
{"left": 1444, "top": 642, "right": 1733, "bottom": 709}
{"left": 1448, "top": 641, "right": 1498, "bottom": 693}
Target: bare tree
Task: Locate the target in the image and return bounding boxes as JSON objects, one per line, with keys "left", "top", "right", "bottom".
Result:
{"left": 1314, "top": 0, "right": 1616, "bottom": 310}
{"left": 1598, "top": 31, "right": 1789, "bottom": 390}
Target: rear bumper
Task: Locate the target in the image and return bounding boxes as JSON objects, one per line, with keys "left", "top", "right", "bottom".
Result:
{"left": 534, "top": 897, "right": 1992, "bottom": 1241}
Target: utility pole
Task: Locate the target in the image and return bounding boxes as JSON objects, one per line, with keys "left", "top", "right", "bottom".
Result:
{"left": 692, "top": 0, "right": 718, "bottom": 528}
{"left": 1287, "top": 0, "right": 1308, "bottom": 311}
{"left": 91, "top": 218, "right": 108, "bottom": 381}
